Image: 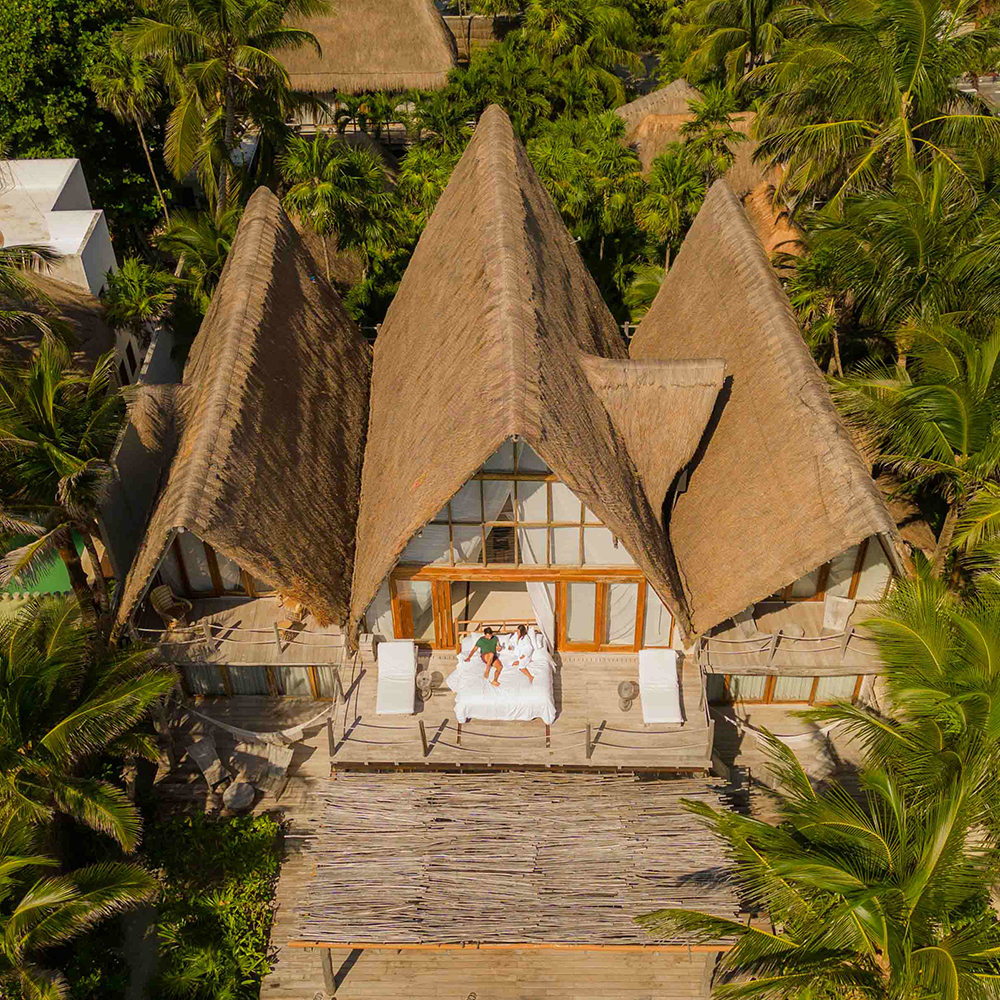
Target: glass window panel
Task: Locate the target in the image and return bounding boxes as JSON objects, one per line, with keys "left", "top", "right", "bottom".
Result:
{"left": 158, "top": 545, "right": 186, "bottom": 594}
{"left": 395, "top": 579, "right": 435, "bottom": 641}
{"left": 565, "top": 582, "right": 597, "bottom": 643}
{"left": 772, "top": 675, "right": 815, "bottom": 701}
{"left": 605, "top": 582, "right": 638, "bottom": 645}
{"left": 176, "top": 533, "right": 214, "bottom": 592}
{"left": 727, "top": 675, "right": 767, "bottom": 701}
{"left": 643, "top": 586, "right": 674, "bottom": 647}
{"left": 274, "top": 667, "right": 314, "bottom": 696}
{"left": 826, "top": 545, "right": 861, "bottom": 598}
{"left": 452, "top": 524, "right": 484, "bottom": 564}
{"left": 183, "top": 664, "right": 227, "bottom": 696}
{"left": 551, "top": 482, "right": 582, "bottom": 522}
{"left": 551, "top": 527, "right": 581, "bottom": 564}
{"left": 215, "top": 551, "right": 243, "bottom": 591}
{"left": 789, "top": 566, "right": 822, "bottom": 598}
{"left": 515, "top": 480, "right": 548, "bottom": 522}
{"left": 482, "top": 480, "right": 514, "bottom": 521}
{"left": 584, "top": 506, "right": 601, "bottom": 523}
{"left": 400, "top": 524, "right": 451, "bottom": 564}
{"left": 517, "top": 527, "right": 547, "bottom": 566}
{"left": 313, "top": 666, "right": 342, "bottom": 698}
{"left": 814, "top": 674, "right": 859, "bottom": 703}
{"left": 450, "top": 480, "right": 482, "bottom": 522}
{"left": 367, "top": 581, "right": 396, "bottom": 640}
{"left": 228, "top": 666, "right": 270, "bottom": 695}
{"left": 515, "top": 441, "right": 549, "bottom": 472}
{"left": 430, "top": 503, "right": 450, "bottom": 524}
{"left": 250, "top": 575, "right": 276, "bottom": 596}
{"left": 855, "top": 538, "right": 893, "bottom": 600}
{"left": 584, "top": 527, "right": 635, "bottom": 565}
{"left": 495, "top": 494, "right": 515, "bottom": 522}
{"left": 483, "top": 440, "right": 514, "bottom": 471}
{"left": 706, "top": 674, "right": 727, "bottom": 704}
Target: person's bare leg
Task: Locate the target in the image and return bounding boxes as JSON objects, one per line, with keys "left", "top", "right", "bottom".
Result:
{"left": 490, "top": 654, "right": 502, "bottom": 686}
{"left": 520, "top": 666, "right": 534, "bottom": 683}
{"left": 482, "top": 653, "right": 492, "bottom": 678}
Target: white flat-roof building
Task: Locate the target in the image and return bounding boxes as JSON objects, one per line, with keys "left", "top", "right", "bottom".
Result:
{"left": 0, "top": 158, "right": 117, "bottom": 296}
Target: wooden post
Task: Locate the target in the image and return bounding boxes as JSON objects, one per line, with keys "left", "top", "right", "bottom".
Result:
{"left": 327, "top": 714, "right": 335, "bottom": 758}
{"left": 766, "top": 631, "right": 780, "bottom": 664}
{"left": 545, "top": 723, "right": 551, "bottom": 749}
{"left": 840, "top": 627, "right": 852, "bottom": 661}
{"left": 586, "top": 721, "right": 593, "bottom": 760}
{"left": 320, "top": 948, "right": 336, "bottom": 993}
{"left": 456, "top": 722, "right": 462, "bottom": 746}
{"left": 419, "top": 720, "right": 429, "bottom": 758}
{"left": 273, "top": 622, "right": 282, "bottom": 650}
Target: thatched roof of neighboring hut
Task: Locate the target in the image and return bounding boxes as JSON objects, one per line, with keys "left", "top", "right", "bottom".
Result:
{"left": 282, "top": 0, "right": 457, "bottom": 95}
{"left": 0, "top": 273, "right": 115, "bottom": 370}
{"left": 113, "top": 187, "right": 372, "bottom": 636}
{"left": 615, "top": 79, "right": 704, "bottom": 134}
{"left": 349, "top": 104, "right": 726, "bottom": 639}
{"left": 631, "top": 181, "right": 898, "bottom": 635}
{"left": 741, "top": 182, "right": 804, "bottom": 259}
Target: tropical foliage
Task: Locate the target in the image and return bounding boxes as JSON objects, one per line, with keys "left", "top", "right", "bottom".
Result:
{"left": 0, "top": 339, "right": 124, "bottom": 616}
{"left": 103, "top": 257, "right": 179, "bottom": 339}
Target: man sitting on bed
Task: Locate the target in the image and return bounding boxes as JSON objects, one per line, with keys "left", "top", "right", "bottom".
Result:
{"left": 465, "top": 627, "right": 504, "bottom": 686}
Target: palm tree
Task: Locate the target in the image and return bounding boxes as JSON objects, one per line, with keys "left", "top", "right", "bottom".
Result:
{"left": 0, "top": 818, "right": 156, "bottom": 1000}
{"left": 412, "top": 91, "right": 474, "bottom": 153}
{"left": 787, "top": 165, "right": 1000, "bottom": 355}
{"left": 103, "top": 257, "right": 179, "bottom": 342}
{"left": 749, "top": 0, "right": 1000, "bottom": 205}
{"left": 634, "top": 145, "right": 706, "bottom": 267}
{"left": 0, "top": 245, "right": 69, "bottom": 344}
{"left": 154, "top": 207, "right": 242, "bottom": 312}
{"left": 521, "top": 0, "right": 642, "bottom": 103}
{"left": 638, "top": 733, "right": 1000, "bottom": 998}
{"left": 679, "top": 86, "right": 747, "bottom": 183}
{"left": 679, "top": 0, "right": 796, "bottom": 86}
{"left": 830, "top": 322, "right": 1000, "bottom": 579}
{"left": 90, "top": 38, "right": 172, "bottom": 223}
{"left": 0, "top": 597, "right": 177, "bottom": 850}
{"left": 397, "top": 145, "right": 461, "bottom": 219}
{"left": 280, "top": 136, "right": 398, "bottom": 282}
{"left": 624, "top": 262, "right": 666, "bottom": 320}
{"left": 123, "top": 0, "right": 329, "bottom": 216}
{"left": 0, "top": 341, "right": 124, "bottom": 616}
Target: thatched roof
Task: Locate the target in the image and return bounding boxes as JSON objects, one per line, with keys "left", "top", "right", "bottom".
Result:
{"left": 630, "top": 181, "right": 898, "bottom": 635}
{"left": 0, "top": 274, "right": 115, "bottom": 370}
{"left": 741, "top": 182, "right": 804, "bottom": 259}
{"left": 615, "top": 79, "right": 704, "bottom": 134}
{"left": 626, "top": 110, "right": 771, "bottom": 197}
{"left": 113, "top": 187, "right": 371, "bottom": 636}
{"left": 349, "top": 104, "right": 726, "bottom": 638}
{"left": 282, "top": 0, "right": 457, "bottom": 95}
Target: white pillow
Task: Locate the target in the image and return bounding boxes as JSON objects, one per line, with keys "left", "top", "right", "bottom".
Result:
{"left": 532, "top": 629, "right": 546, "bottom": 651}
{"left": 459, "top": 632, "right": 485, "bottom": 656}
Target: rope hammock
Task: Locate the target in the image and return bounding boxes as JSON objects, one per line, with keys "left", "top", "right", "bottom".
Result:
{"left": 186, "top": 701, "right": 337, "bottom": 746}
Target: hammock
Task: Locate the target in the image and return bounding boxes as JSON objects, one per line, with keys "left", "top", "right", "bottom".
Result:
{"left": 186, "top": 701, "right": 337, "bottom": 746}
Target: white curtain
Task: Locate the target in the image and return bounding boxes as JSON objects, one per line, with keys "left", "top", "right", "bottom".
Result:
{"left": 517, "top": 517, "right": 556, "bottom": 649}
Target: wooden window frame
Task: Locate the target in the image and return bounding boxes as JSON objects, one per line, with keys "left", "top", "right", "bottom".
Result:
{"left": 708, "top": 672, "right": 863, "bottom": 706}
{"left": 761, "top": 537, "right": 892, "bottom": 605}
{"left": 171, "top": 534, "right": 252, "bottom": 599}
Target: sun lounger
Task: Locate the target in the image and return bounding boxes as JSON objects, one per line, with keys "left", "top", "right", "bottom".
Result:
{"left": 376, "top": 640, "right": 417, "bottom": 715}
{"left": 638, "top": 648, "right": 684, "bottom": 724}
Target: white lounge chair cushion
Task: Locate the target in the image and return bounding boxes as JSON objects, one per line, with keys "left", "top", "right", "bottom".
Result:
{"left": 376, "top": 640, "right": 417, "bottom": 715}
{"left": 638, "top": 648, "right": 684, "bottom": 724}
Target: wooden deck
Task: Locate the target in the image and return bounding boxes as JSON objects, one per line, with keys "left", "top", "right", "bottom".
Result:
{"left": 699, "top": 601, "right": 882, "bottom": 673}
{"left": 135, "top": 596, "right": 346, "bottom": 667}
{"left": 334, "top": 649, "right": 712, "bottom": 770}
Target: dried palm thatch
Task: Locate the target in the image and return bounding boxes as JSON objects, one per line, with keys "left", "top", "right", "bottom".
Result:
{"left": 113, "top": 187, "right": 372, "bottom": 638}
{"left": 615, "top": 79, "right": 705, "bottom": 135}
{"left": 282, "top": 0, "right": 458, "bottom": 96}
{"left": 741, "top": 181, "right": 804, "bottom": 260}
{"left": 631, "top": 181, "right": 899, "bottom": 635}
{"left": 349, "top": 105, "right": 726, "bottom": 641}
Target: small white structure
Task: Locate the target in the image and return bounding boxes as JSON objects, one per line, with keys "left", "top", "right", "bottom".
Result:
{"left": 0, "top": 159, "right": 117, "bottom": 296}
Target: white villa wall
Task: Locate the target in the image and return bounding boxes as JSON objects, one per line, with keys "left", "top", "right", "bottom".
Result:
{"left": 0, "top": 158, "right": 116, "bottom": 295}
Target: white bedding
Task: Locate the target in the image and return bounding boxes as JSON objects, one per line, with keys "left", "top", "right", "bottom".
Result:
{"left": 446, "top": 646, "right": 557, "bottom": 724}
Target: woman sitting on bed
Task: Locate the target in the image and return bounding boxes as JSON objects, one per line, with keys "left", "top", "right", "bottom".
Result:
{"left": 465, "top": 627, "right": 504, "bottom": 686}
{"left": 507, "top": 625, "right": 535, "bottom": 684}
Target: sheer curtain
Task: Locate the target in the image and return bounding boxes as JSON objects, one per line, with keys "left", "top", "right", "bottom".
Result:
{"left": 516, "top": 481, "right": 556, "bottom": 649}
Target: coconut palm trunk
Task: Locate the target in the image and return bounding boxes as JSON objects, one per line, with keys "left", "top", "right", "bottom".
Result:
{"left": 54, "top": 528, "right": 96, "bottom": 614}
{"left": 137, "top": 121, "right": 171, "bottom": 223}
{"left": 931, "top": 501, "right": 960, "bottom": 577}
{"left": 80, "top": 527, "right": 110, "bottom": 614}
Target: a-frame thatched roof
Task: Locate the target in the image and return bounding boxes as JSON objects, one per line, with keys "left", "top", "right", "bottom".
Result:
{"left": 282, "top": 0, "right": 457, "bottom": 95}
{"left": 113, "top": 187, "right": 372, "bottom": 636}
{"left": 349, "top": 105, "right": 726, "bottom": 638}
{"left": 630, "top": 181, "right": 898, "bottom": 635}
{"left": 614, "top": 79, "right": 704, "bottom": 134}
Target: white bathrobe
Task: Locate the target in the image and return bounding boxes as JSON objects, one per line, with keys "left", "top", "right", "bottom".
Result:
{"left": 505, "top": 632, "right": 535, "bottom": 667}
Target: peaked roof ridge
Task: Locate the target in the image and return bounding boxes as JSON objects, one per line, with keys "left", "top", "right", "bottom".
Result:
{"left": 630, "top": 179, "right": 898, "bottom": 633}
{"left": 615, "top": 79, "right": 705, "bottom": 135}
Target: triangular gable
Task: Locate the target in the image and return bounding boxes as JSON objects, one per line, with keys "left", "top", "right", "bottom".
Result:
{"left": 349, "top": 105, "right": 723, "bottom": 640}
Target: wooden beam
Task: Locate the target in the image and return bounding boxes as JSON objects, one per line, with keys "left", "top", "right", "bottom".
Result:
{"left": 288, "top": 941, "right": 733, "bottom": 953}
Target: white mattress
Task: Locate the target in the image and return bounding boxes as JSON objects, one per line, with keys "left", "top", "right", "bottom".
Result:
{"left": 446, "top": 647, "right": 556, "bottom": 725}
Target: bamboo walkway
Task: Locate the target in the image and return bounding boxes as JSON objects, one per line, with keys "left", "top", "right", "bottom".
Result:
{"left": 289, "top": 772, "right": 739, "bottom": 947}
